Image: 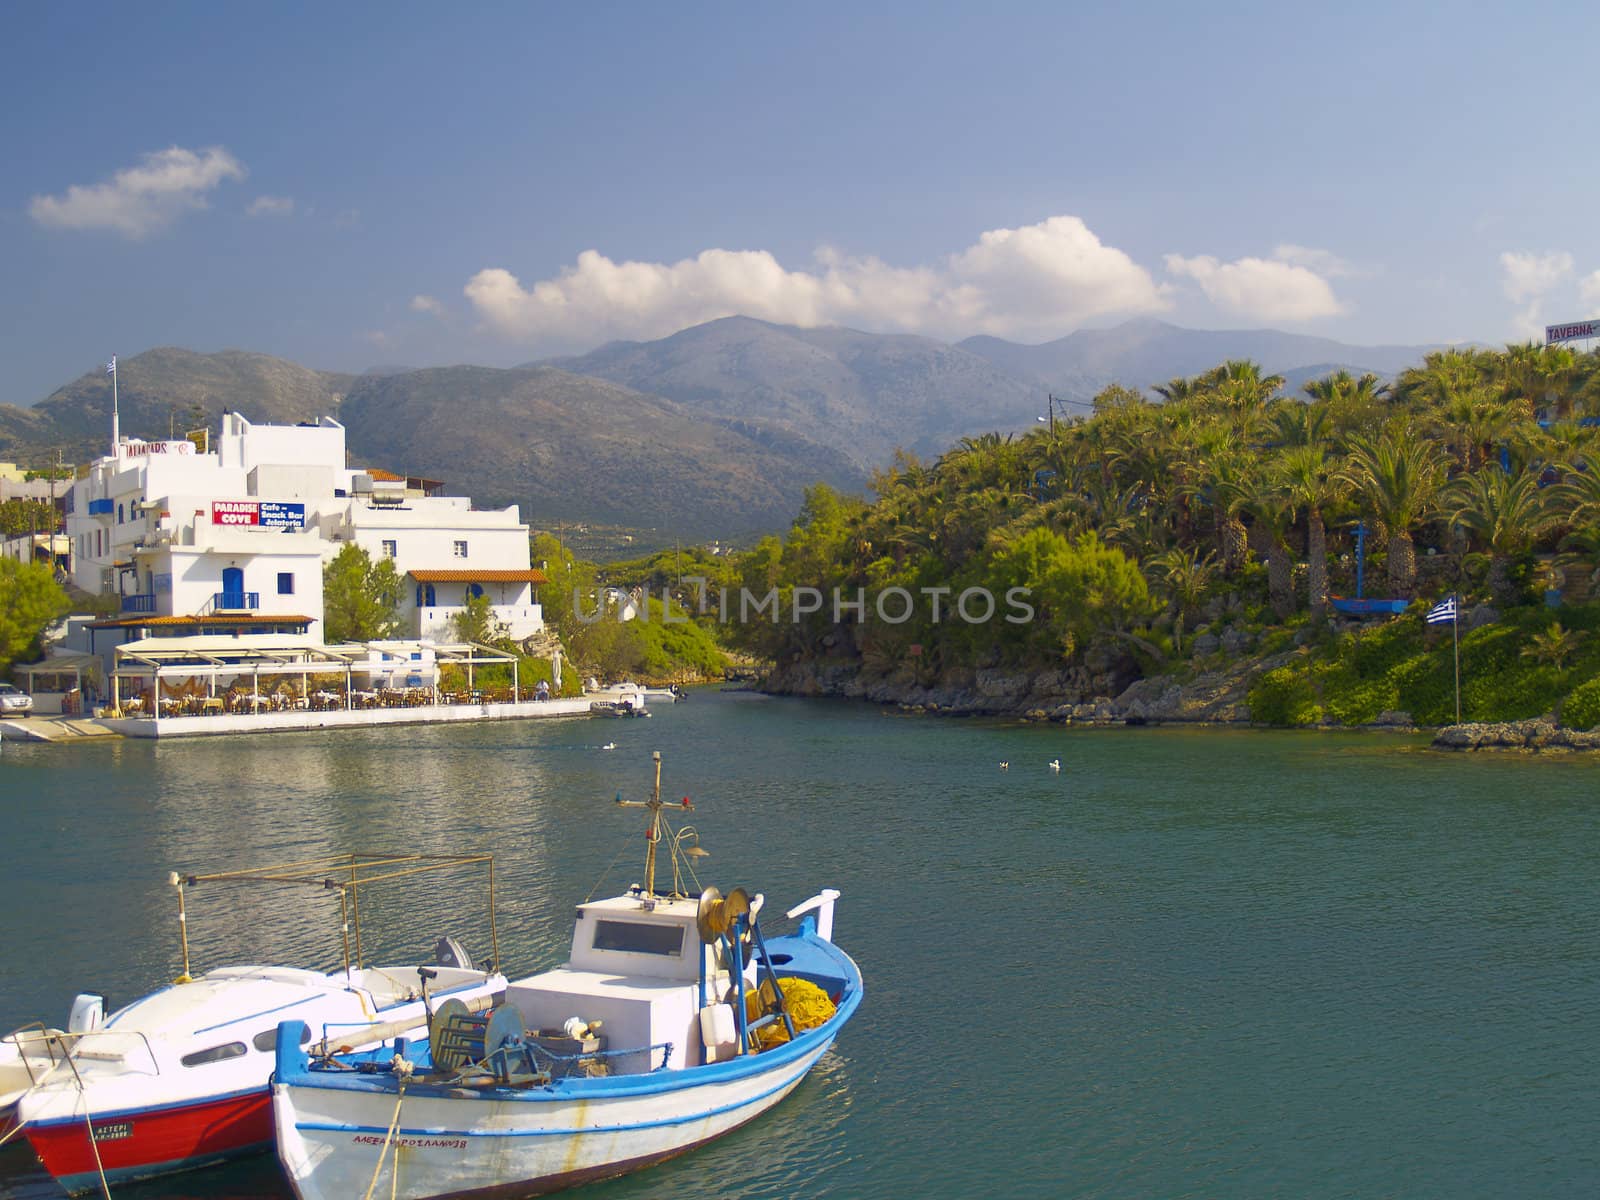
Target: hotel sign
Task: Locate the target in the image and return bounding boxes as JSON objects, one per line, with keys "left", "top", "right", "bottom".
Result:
{"left": 1546, "top": 319, "right": 1600, "bottom": 344}
{"left": 120, "top": 440, "right": 195, "bottom": 458}
{"left": 211, "top": 501, "right": 307, "bottom": 529}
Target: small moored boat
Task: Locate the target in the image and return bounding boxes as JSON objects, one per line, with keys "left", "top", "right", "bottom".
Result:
{"left": 272, "top": 752, "right": 862, "bottom": 1200}
{"left": 15, "top": 854, "right": 506, "bottom": 1196}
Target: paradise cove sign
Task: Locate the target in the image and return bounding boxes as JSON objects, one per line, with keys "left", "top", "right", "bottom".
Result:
{"left": 1546, "top": 319, "right": 1600, "bottom": 344}
{"left": 212, "top": 500, "right": 307, "bottom": 529}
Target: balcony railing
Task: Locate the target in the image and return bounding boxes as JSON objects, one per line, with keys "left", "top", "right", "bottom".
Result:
{"left": 121, "top": 593, "right": 157, "bottom": 614}
{"left": 212, "top": 591, "right": 259, "bottom": 612}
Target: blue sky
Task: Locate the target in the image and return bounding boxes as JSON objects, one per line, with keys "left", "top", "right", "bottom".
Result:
{"left": 6, "top": 1, "right": 1600, "bottom": 402}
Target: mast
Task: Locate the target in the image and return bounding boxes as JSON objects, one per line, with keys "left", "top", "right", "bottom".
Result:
{"left": 615, "top": 750, "right": 690, "bottom": 898}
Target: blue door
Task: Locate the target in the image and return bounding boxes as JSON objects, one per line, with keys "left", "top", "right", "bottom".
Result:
{"left": 222, "top": 567, "right": 244, "bottom": 609}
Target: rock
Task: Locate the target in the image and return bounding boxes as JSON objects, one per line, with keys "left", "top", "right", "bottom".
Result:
{"left": 1373, "top": 710, "right": 1413, "bottom": 727}
{"left": 1467, "top": 604, "right": 1499, "bottom": 631}
{"left": 1220, "top": 627, "right": 1253, "bottom": 657}
{"left": 1192, "top": 632, "right": 1221, "bottom": 657}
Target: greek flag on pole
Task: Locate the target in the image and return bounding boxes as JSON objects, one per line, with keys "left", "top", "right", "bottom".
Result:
{"left": 1425, "top": 595, "right": 1457, "bottom": 625}
{"left": 106, "top": 356, "right": 116, "bottom": 374}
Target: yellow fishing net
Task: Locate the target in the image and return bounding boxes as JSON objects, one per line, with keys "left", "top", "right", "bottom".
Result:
{"left": 745, "top": 977, "right": 837, "bottom": 1050}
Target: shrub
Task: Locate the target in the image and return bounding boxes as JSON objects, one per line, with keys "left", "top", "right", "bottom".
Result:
{"left": 1560, "top": 677, "right": 1600, "bottom": 730}
{"left": 1248, "top": 666, "right": 1323, "bottom": 727}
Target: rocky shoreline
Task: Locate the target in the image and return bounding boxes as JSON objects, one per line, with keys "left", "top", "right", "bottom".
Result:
{"left": 760, "top": 658, "right": 1600, "bottom": 751}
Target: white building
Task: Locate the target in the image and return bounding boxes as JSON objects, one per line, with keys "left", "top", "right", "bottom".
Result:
{"left": 64, "top": 413, "right": 544, "bottom": 667}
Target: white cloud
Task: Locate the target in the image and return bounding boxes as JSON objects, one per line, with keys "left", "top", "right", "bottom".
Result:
{"left": 463, "top": 215, "right": 1170, "bottom": 346}
{"left": 1272, "top": 243, "right": 1355, "bottom": 278}
{"left": 246, "top": 194, "right": 294, "bottom": 218}
{"left": 410, "top": 294, "right": 445, "bottom": 317}
{"left": 29, "top": 146, "right": 246, "bottom": 238}
{"left": 1499, "top": 250, "right": 1572, "bottom": 303}
{"left": 1581, "top": 269, "right": 1600, "bottom": 315}
{"left": 1498, "top": 251, "right": 1575, "bottom": 340}
{"left": 1163, "top": 249, "right": 1344, "bottom": 321}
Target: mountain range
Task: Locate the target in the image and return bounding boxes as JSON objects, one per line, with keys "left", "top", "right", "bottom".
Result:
{"left": 0, "top": 318, "right": 1451, "bottom": 539}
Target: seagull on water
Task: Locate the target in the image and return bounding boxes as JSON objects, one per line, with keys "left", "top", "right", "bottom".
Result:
{"left": 999, "top": 761, "right": 1009, "bottom": 771}
{"left": 602, "top": 742, "right": 617, "bottom": 751}
{"left": 1048, "top": 759, "right": 1061, "bottom": 772}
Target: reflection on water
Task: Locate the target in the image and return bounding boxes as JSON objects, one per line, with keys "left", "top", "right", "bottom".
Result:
{"left": 4, "top": 698, "right": 1600, "bottom": 1198}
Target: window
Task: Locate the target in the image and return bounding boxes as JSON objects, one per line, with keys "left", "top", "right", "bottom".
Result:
{"left": 181, "top": 1042, "right": 247, "bottom": 1068}
{"left": 592, "top": 920, "right": 684, "bottom": 957}
{"left": 253, "top": 1025, "right": 312, "bottom": 1053}
{"left": 277, "top": 572, "right": 294, "bottom": 595}
{"left": 117, "top": 503, "right": 124, "bottom": 524}
{"left": 452, "top": 540, "right": 468, "bottom": 558}
{"left": 381, "top": 540, "right": 397, "bottom": 558}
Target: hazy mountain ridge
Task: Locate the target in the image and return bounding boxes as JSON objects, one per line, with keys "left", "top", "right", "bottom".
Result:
{"left": 959, "top": 318, "right": 1452, "bottom": 397}
{"left": 0, "top": 347, "right": 353, "bottom": 462}
{"left": 1, "top": 319, "right": 1450, "bottom": 537}
{"left": 336, "top": 365, "right": 862, "bottom": 537}
{"left": 544, "top": 316, "right": 1046, "bottom": 469}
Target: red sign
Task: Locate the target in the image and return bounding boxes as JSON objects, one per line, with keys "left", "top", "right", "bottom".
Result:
{"left": 212, "top": 501, "right": 260, "bottom": 526}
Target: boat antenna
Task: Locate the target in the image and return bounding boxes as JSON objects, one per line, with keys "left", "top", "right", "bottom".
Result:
{"left": 615, "top": 750, "right": 692, "bottom": 898}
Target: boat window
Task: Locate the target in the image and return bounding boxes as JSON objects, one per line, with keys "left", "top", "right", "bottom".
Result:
{"left": 252, "top": 1025, "right": 313, "bottom": 1053}
{"left": 592, "top": 920, "right": 684, "bottom": 957}
{"left": 181, "top": 1041, "right": 247, "bottom": 1068}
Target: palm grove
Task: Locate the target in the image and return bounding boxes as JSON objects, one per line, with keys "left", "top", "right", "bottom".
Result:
{"left": 717, "top": 344, "right": 1600, "bottom": 728}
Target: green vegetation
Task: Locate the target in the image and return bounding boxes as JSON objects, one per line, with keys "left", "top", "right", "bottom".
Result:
{"left": 322, "top": 543, "right": 402, "bottom": 642}
{"left": 0, "top": 558, "right": 70, "bottom": 672}
{"left": 0, "top": 498, "right": 59, "bottom": 537}
{"left": 531, "top": 534, "right": 728, "bottom": 684}
{"left": 700, "top": 345, "right": 1600, "bottom": 726}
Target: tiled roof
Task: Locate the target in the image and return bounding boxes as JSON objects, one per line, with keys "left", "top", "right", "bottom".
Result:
{"left": 409, "top": 568, "right": 549, "bottom": 584}
{"left": 89, "top": 614, "right": 314, "bottom": 629}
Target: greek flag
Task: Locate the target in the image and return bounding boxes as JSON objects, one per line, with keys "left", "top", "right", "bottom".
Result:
{"left": 1425, "top": 596, "right": 1457, "bottom": 625}
{"left": 106, "top": 356, "right": 116, "bottom": 375}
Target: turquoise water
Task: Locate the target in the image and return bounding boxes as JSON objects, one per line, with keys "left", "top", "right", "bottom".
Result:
{"left": 3, "top": 694, "right": 1599, "bottom": 1198}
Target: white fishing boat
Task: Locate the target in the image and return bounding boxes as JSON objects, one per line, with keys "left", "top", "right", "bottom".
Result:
{"left": 273, "top": 752, "right": 862, "bottom": 1200}
{"left": 14, "top": 854, "right": 506, "bottom": 1196}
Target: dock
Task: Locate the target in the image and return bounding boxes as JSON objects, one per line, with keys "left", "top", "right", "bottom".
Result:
{"left": 102, "top": 696, "right": 596, "bottom": 739}
{"left": 0, "top": 716, "right": 123, "bottom": 743}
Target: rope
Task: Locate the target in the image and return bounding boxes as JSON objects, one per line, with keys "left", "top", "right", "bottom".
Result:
{"left": 79, "top": 1094, "right": 113, "bottom": 1200}
{"left": 359, "top": 1058, "right": 413, "bottom": 1200}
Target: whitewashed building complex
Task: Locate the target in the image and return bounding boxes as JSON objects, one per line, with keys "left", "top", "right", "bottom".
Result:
{"left": 48, "top": 413, "right": 552, "bottom": 724}
{"left": 67, "top": 413, "right": 545, "bottom": 642}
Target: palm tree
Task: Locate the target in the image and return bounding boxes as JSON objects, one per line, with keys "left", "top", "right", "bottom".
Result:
{"left": 1150, "top": 547, "right": 1217, "bottom": 655}
{"left": 1237, "top": 472, "right": 1297, "bottom": 619}
{"left": 1338, "top": 431, "right": 1448, "bottom": 598}
{"left": 1277, "top": 444, "right": 1344, "bottom": 619}
{"left": 1521, "top": 621, "right": 1583, "bottom": 672}
{"left": 1445, "top": 466, "right": 1555, "bottom": 603}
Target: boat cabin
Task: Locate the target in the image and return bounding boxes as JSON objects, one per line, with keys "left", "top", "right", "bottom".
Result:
{"left": 503, "top": 893, "right": 732, "bottom": 1075}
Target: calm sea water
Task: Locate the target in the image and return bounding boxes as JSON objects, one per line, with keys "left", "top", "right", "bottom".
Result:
{"left": 2, "top": 694, "right": 1598, "bottom": 1199}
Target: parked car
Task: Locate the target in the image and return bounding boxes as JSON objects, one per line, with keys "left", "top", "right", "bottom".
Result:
{"left": 0, "top": 683, "right": 33, "bottom": 716}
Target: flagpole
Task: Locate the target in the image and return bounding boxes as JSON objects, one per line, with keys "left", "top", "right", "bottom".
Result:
{"left": 1452, "top": 594, "right": 1461, "bottom": 725}
{"left": 109, "top": 355, "right": 120, "bottom": 457}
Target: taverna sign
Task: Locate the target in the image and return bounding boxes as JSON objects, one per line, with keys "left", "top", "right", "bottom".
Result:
{"left": 1546, "top": 319, "right": 1600, "bottom": 344}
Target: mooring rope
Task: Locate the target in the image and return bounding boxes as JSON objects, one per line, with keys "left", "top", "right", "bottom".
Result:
{"left": 78, "top": 1094, "right": 113, "bottom": 1200}
{"left": 360, "top": 1057, "right": 413, "bottom": 1200}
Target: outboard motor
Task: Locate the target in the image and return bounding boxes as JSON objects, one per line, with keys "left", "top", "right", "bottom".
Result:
{"left": 433, "top": 936, "right": 473, "bottom": 971}
{"left": 68, "top": 993, "right": 104, "bottom": 1034}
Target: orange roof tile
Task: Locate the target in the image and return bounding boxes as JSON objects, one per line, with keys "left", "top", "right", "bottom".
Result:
{"left": 409, "top": 568, "right": 548, "bottom": 584}
{"left": 89, "top": 614, "right": 315, "bottom": 629}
